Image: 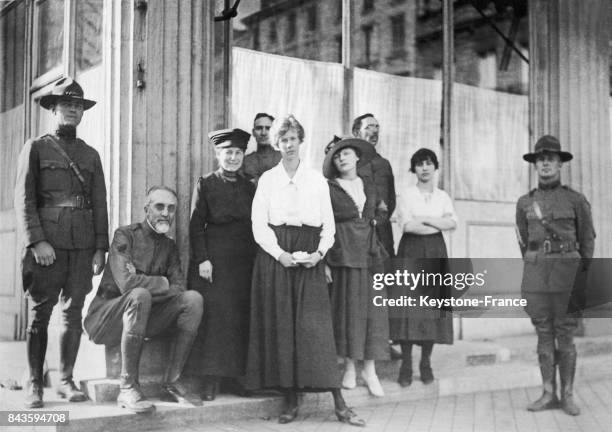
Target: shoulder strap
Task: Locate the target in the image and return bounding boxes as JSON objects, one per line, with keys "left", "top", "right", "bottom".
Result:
{"left": 45, "top": 135, "right": 89, "bottom": 195}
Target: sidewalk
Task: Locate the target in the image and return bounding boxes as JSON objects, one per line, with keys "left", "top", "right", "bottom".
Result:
{"left": 1, "top": 332, "right": 611, "bottom": 431}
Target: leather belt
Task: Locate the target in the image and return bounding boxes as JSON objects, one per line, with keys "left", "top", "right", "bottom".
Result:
{"left": 41, "top": 195, "right": 91, "bottom": 209}
{"left": 528, "top": 240, "right": 578, "bottom": 254}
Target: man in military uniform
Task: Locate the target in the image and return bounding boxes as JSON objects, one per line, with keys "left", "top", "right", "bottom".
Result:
{"left": 516, "top": 135, "right": 595, "bottom": 416}
{"left": 14, "top": 77, "right": 109, "bottom": 408}
{"left": 84, "top": 186, "right": 204, "bottom": 413}
{"left": 352, "top": 113, "right": 396, "bottom": 259}
{"left": 242, "top": 113, "right": 281, "bottom": 185}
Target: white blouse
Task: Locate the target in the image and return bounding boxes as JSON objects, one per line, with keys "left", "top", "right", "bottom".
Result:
{"left": 395, "top": 185, "right": 458, "bottom": 235}
{"left": 337, "top": 177, "right": 366, "bottom": 217}
{"left": 251, "top": 161, "right": 336, "bottom": 260}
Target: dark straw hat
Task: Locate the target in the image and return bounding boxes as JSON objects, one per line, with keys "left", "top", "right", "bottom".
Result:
{"left": 38, "top": 77, "right": 96, "bottom": 111}
{"left": 523, "top": 135, "right": 573, "bottom": 163}
{"left": 322, "top": 137, "right": 376, "bottom": 179}
{"left": 208, "top": 128, "right": 251, "bottom": 151}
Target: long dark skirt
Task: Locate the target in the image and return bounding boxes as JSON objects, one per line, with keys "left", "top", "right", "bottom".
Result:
{"left": 330, "top": 266, "right": 389, "bottom": 360}
{"left": 185, "top": 221, "right": 255, "bottom": 378}
{"left": 245, "top": 225, "right": 341, "bottom": 390}
{"left": 389, "top": 232, "right": 454, "bottom": 344}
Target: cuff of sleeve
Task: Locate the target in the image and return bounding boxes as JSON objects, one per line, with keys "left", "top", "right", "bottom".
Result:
{"left": 25, "top": 228, "right": 46, "bottom": 248}
{"left": 273, "top": 248, "right": 286, "bottom": 261}
{"left": 95, "top": 236, "right": 109, "bottom": 251}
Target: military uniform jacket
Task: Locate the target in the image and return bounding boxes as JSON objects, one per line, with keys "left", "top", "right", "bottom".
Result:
{"left": 14, "top": 133, "right": 109, "bottom": 250}
{"left": 98, "top": 221, "right": 185, "bottom": 299}
{"left": 242, "top": 145, "right": 282, "bottom": 184}
{"left": 516, "top": 182, "right": 595, "bottom": 293}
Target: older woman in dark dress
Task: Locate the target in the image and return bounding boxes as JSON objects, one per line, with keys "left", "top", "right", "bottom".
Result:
{"left": 246, "top": 115, "right": 365, "bottom": 427}
{"left": 322, "top": 138, "right": 389, "bottom": 397}
{"left": 185, "top": 128, "right": 256, "bottom": 400}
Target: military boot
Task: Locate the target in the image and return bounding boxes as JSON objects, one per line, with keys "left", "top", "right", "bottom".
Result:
{"left": 527, "top": 352, "right": 559, "bottom": 411}
{"left": 56, "top": 329, "right": 87, "bottom": 402}
{"left": 116, "top": 333, "right": 154, "bottom": 413}
{"left": 24, "top": 328, "right": 47, "bottom": 409}
{"left": 558, "top": 350, "right": 580, "bottom": 416}
{"left": 160, "top": 330, "right": 202, "bottom": 406}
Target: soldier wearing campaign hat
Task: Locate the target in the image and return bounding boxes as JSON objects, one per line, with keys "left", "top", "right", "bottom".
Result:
{"left": 14, "top": 77, "right": 109, "bottom": 408}
{"left": 183, "top": 128, "right": 257, "bottom": 401}
{"left": 516, "top": 135, "right": 596, "bottom": 416}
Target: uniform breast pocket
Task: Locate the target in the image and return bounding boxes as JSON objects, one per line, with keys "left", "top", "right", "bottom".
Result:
{"left": 39, "top": 159, "right": 71, "bottom": 192}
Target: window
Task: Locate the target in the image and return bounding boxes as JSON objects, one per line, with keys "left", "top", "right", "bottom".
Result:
{"left": 390, "top": 14, "right": 405, "bottom": 53}
{"left": 307, "top": 5, "right": 317, "bottom": 32}
{"left": 253, "top": 23, "right": 260, "bottom": 50}
{"left": 37, "top": 0, "right": 65, "bottom": 76}
{"left": 362, "top": 25, "right": 373, "bottom": 64}
{"left": 75, "top": 0, "right": 103, "bottom": 72}
{"left": 269, "top": 22, "right": 277, "bottom": 44}
{"left": 286, "top": 12, "right": 296, "bottom": 43}
{"left": 0, "top": 0, "right": 26, "bottom": 112}
{"left": 362, "top": 0, "right": 374, "bottom": 14}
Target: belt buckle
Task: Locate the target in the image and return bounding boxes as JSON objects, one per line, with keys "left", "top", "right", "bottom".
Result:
{"left": 75, "top": 195, "right": 84, "bottom": 209}
{"left": 543, "top": 239, "right": 552, "bottom": 254}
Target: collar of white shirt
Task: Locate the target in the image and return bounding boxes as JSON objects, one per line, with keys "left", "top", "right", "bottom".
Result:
{"left": 272, "top": 159, "right": 308, "bottom": 187}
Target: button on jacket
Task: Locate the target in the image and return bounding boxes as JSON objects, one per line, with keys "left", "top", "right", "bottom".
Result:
{"left": 516, "top": 182, "right": 595, "bottom": 293}
{"left": 98, "top": 221, "right": 185, "bottom": 299}
{"left": 14, "top": 134, "right": 109, "bottom": 251}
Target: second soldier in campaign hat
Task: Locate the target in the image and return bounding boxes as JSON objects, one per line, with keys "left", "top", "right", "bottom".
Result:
{"left": 184, "top": 127, "right": 257, "bottom": 400}
{"left": 516, "top": 134, "right": 595, "bottom": 416}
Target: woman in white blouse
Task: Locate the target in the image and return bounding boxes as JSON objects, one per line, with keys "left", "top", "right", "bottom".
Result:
{"left": 246, "top": 115, "right": 365, "bottom": 427}
{"left": 390, "top": 148, "right": 457, "bottom": 387}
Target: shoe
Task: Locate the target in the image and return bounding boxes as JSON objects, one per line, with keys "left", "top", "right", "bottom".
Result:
{"left": 420, "top": 365, "right": 434, "bottom": 385}
{"left": 361, "top": 371, "right": 384, "bottom": 397}
{"left": 342, "top": 368, "right": 357, "bottom": 389}
{"left": 527, "top": 391, "right": 559, "bottom": 411}
{"left": 278, "top": 406, "right": 298, "bottom": 424}
{"left": 160, "top": 383, "right": 202, "bottom": 406}
{"left": 117, "top": 386, "right": 155, "bottom": 414}
{"left": 24, "top": 382, "right": 44, "bottom": 409}
{"left": 57, "top": 380, "right": 88, "bottom": 402}
{"left": 398, "top": 366, "right": 413, "bottom": 388}
{"left": 335, "top": 407, "right": 366, "bottom": 427}
{"left": 201, "top": 380, "right": 218, "bottom": 401}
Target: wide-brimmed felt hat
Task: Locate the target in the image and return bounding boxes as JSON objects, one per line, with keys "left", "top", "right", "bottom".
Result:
{"left": 523, "top": 135, "right": 573, "bottom": 163}
{"left": 322, "top": 137, "right": 376, "bottom": 179}
{"left": 208, "top": 128, "right": 251, "bottom": 151}
{"left": 38, "top": 77, "right": 96, "bottom": 111}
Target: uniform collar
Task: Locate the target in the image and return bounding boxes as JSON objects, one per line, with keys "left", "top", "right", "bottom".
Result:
{"left": 142, "top": 219, "right": 167, "bottom": 239}
{"left": 538, "top": 179, "right": 561, "bottom": 190}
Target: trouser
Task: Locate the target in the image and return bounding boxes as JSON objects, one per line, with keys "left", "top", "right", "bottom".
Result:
{"left": 524, "top": 292, "right": 579, "bottom": 356}
{"left": 84, "top": 288, "right": 203, "bottom": 386}
{"left": 22, "top": 247, "right": 95, "bottom": 386}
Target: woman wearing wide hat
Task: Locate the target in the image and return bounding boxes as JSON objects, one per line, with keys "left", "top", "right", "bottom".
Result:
{"left": 322, "top": 137, "right": 390, "bottom": 397}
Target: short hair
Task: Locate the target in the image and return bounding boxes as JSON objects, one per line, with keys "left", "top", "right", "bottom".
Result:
{"left": 410, "top": 148, "right": 439, "bottom": 173}
{"left": 270, "top": 114, "right": 305, "bottom": 150}
{"left": 253, "top": 112, "right": 275, "bottom": 123}
{"left": 146, "top": 185, "right": 178, "bottom": 202}
{"left": 351, "top": 113, "right": 375, "bottom": 136}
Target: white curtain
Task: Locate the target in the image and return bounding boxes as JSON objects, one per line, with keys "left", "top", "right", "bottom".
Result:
{"left": 232, "top": 48, "right": 344, "bottom": 171}
{"left": 353, "top": 68, "right": 442, "bottom": 196}
{"left": 232, "top": 48, "right": 530, "bottom": 202}
{"left": 451, "top": 83, "right": 529, "bottom": 202}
